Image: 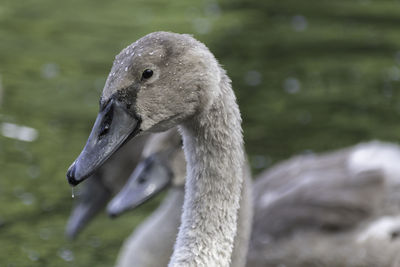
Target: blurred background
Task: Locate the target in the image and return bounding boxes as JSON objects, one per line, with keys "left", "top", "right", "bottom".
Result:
{"left": 1, "top": 0, "right": 400, "bottom": 266}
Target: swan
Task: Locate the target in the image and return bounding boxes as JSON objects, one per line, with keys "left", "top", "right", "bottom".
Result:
{"left": 111, "top": 140, "right": 400, "bottom": 267}
{"left": 107, "top": 128, "right": 252, "bottom": 267}
{"left": 66, "top": 32, "right": 246, "bottom": 266}
{"left": 65, "top": 134, "right": 148, "bottom": 239}
{"left": 247, "top": 141, "right": 400, "bottom": 266}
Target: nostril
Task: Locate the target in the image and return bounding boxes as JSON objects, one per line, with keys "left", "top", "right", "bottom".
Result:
{"left": 137, "top": 176, "right": 147, "bottom": 184}
{"left": 99, "top": 122, "right": 111, "bottom": 137}
{"left": 99, "top": 106, "right": 114, "bottom": 139}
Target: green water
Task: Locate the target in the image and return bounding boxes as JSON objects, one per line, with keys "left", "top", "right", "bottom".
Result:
{"left": 1, "top": 0, "right": 400, "bottom": 266}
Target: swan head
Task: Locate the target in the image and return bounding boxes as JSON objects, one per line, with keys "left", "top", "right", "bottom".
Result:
{"left": 107, "top": 128, "right": 185, "bottom": 217}
{"left": 67, "top": 32, "right": 220, "bottom": 186}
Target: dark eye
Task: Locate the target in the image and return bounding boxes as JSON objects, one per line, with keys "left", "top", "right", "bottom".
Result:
{"left": 142, "top": 69, "right": 153, "bottom": 79}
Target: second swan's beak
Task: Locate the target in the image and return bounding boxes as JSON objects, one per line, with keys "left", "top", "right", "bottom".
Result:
{"left": 107, "top": 155, "right": 172, "bottom": 217}
{"left": 66, "top": 99, "right": 141, "bottom": 186}
{"left": 65, "top": 177, "right": 110, "bottom": 239}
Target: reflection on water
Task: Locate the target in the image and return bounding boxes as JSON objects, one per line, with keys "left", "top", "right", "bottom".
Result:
{"left": 291, "top": 15, "right": 308, "bottom": 32}
{"left": 0, "top": 74, "right": 3, "bottom": 107}
{"left": 41, "top": 63, "right": 60, "bottom": 80}
{"left": 1, "top": 122, "right": 38, "bottom": 142}
{"left": 283, "top": 77, "right": 301, "bottom": 94}
{"left": 58, "top": 248, "right": 74, "bottom": 262}
{"left": 244, "top": 70, "right": 262, "bottom": 87}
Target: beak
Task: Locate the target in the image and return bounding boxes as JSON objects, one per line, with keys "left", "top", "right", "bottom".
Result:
{"left": 66, "top": 99, "right": 141, "bottom": 186}
{"left": 65, "top": 176, "right": 110, "bottom": 239}
{"left": 107, "top": 154, "right": 172, "bottom": 217}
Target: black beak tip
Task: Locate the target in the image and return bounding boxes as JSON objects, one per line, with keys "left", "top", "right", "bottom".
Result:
{"left": 107, "top": 203, "right": 123, "bottom": 219}
{"left": 66, "top": 164, "right": 80, "bottom": 186}
{"left": 108, "top": 211, "right": 119, "bottom": 219}
{"left": 65, "top": 230, "right": 78, "bottom": 240}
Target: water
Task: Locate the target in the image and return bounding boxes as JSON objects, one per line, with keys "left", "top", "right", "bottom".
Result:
{"left": 2, "top": 1, "right": 400, "bottom": 267}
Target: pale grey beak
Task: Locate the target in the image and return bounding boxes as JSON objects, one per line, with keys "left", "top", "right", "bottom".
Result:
{"left": 65, "top": 176, "right": 110, "bottom": 239}
{"left": 107, "top": 154, "right": 172, "bottom": 217}
{"left": 66, "top": 99, "right": 141, "bottom": 186}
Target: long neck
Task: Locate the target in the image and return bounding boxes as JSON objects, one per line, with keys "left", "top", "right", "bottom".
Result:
{"left": 231, "top": 162, "right": 253, "bottom": 267}
{"left": 116, "top": 188, "right": 184, "bottom": 267}
{"left": 170, "top": 74, "right": 245, "bottom": 267}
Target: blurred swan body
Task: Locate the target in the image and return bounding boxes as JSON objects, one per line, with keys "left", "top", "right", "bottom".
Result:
{"left": 248, "top": 141, "right": 400, "bottom": 267}
{"left": 112, "top": 140, "right": 400, "bottom": 267}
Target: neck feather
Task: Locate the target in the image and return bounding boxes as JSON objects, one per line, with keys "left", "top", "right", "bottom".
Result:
{"left": 169, "top": 73, "right": 244, "bottom": 267}
{"left": 117, "top": 189, "right": 184, "bottom": 267}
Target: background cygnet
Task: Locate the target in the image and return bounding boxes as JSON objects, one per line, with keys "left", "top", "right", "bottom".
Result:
{"left": 65, "top": 134, "right": 148, "bottom": 239}
{"left": 108, "top": 128, "right": 252, "bottom": 267}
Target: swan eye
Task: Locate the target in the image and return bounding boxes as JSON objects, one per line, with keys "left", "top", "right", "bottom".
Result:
{"left": 142, "top": 69, "right": 153, "bottom": 79}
